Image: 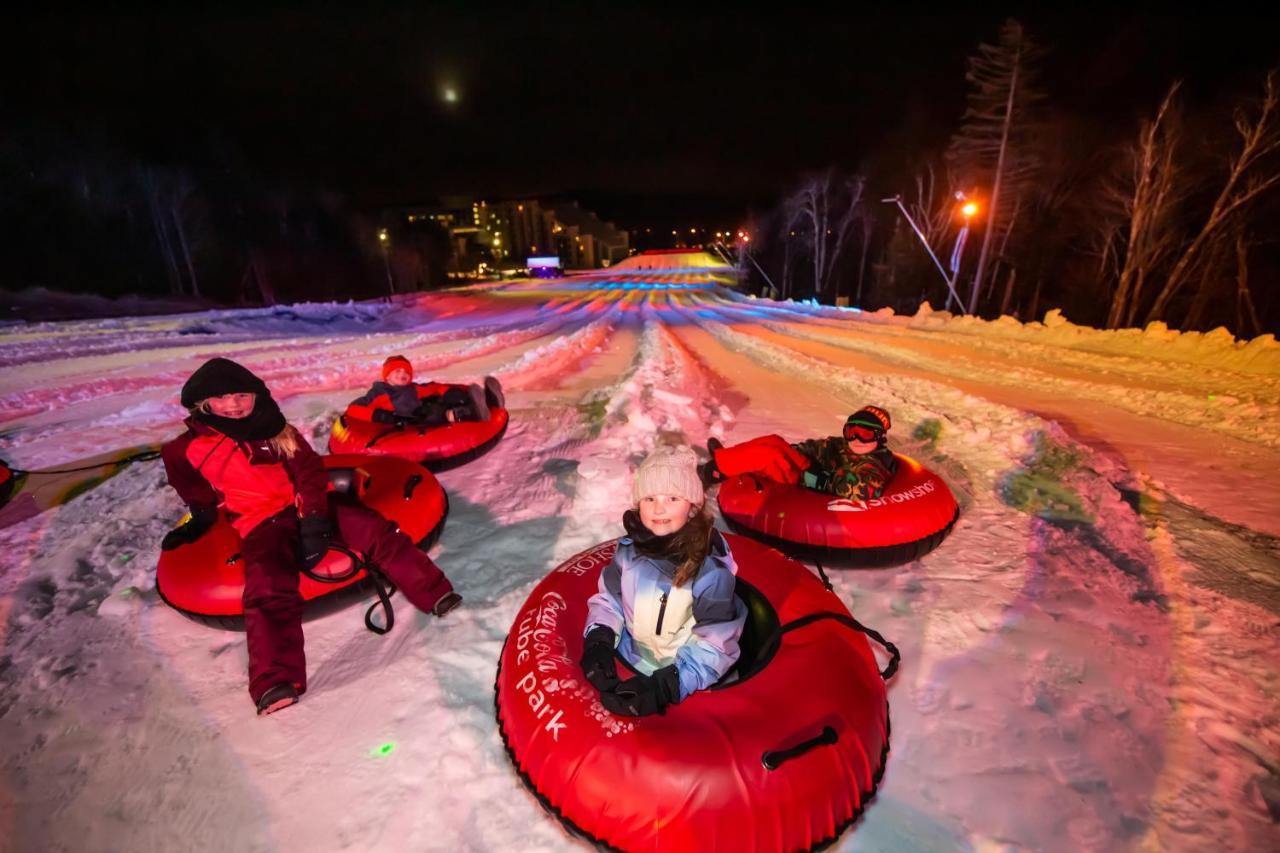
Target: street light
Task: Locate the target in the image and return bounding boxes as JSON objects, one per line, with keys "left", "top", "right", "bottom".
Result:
{"left": 378, "top": 228, "right": 394, "bottom": 301}
{"left": 881, "top": 195, "right": 966, "bottom": 314}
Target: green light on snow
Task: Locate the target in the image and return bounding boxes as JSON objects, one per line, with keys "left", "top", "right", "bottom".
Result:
{"left": 118, "top": 553, "right": 134, "bottom": 563}
{"left": 1208, "top": 394, "right": 1216, "bottom": 401}
{"left": 371, "top": 742, "right": 396, "bottom": 757}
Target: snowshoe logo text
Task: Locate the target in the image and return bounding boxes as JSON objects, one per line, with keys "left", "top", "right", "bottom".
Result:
{"left": 514, "top": 592, "right": 571, "bottom": 740}
{"left": 555, "top": 543, "right": 615, "bottom": 576}
{"left": 827, "top": 480, "right": 934, "bottom": 513}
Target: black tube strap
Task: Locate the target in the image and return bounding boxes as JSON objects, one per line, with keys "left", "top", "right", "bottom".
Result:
{"left": 297, "top": 543, "right": 396, "bottom": 635}
{"left": 812, "top": 560, "right": 834, "bottom": 592}
{"left": 363, "top": 569, "right": 397, "bottom": 635}
{"left": 300, "top": 542, "right": 365, "bottom": 585}
{"left": 779, "top": 612, "right": 901, "bottom": 681}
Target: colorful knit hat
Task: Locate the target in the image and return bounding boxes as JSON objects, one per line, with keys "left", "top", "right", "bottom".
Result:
{"left": 633, "top": 444, "right": 704, "bottom": 506}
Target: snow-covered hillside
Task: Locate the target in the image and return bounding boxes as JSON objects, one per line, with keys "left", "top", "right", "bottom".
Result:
{"left": 2, "top": 262, "right": 1277, "bottom": 852}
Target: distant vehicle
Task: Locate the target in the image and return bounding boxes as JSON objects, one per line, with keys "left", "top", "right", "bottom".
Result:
{"left": 527, "top": 256, "right": 564, "bottom": 279}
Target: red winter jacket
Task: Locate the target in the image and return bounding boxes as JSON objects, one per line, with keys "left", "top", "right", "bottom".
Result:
{"left": 161, "top": 418, "right": 329, "bottom": 537}
{"left": 345, "top": 381, "right": 452, "bottom": 421}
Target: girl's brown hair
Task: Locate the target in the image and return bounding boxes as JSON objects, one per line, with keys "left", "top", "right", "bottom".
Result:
{"left": 670, "top": 505, "right": 714, "bottom": 587}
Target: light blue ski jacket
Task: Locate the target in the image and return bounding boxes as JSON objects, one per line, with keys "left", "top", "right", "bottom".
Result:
{"left": 585, "top": 529, "right": 746, "bottom": 701}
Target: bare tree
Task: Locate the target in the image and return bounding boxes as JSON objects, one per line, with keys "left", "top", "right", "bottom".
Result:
{"left": 854, "top": 212, "right": 874, "bottom": 305}
{"left": 1234, "top": 233, "right": 1262, "bottom": 338}
{"left": 1145, "top": 71, "right": 1280, "bottom": 324}
{"left": 784, "top": 171, "right": 866, "bottom": 300}
{"left": 948, "top": 18, "right": 1046, "bottom": 315}
{"left": 140, "top": 165, "right": 184, "bottom": 295}
{"left": 168, "top": 172, "right": 202, "bottom": 298}
{"left": 1105, "top": 83, "right": 1187, "bottom": 328}
{"left": 908, "top": 161, "right": 957, "bottom": 250}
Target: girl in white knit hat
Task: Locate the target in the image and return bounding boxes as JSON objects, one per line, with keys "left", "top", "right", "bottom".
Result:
{"left": 580, "top": 444, "right": 747, "bottom": 716}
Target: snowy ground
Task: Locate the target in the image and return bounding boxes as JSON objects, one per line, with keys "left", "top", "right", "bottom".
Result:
{"left": 1, "top": 258, "right": 1277, "bottom": 852}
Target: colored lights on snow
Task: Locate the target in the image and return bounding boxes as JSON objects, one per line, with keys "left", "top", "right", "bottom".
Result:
{"left": 371, "top": 742, "right": 397, "bottom": 757}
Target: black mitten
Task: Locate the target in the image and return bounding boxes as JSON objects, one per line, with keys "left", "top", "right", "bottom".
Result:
{"left": 600, "top": 665, "right": 681, "bottom": 717}
{"left": 372, "top": 409, "right": 411, "bottom": 428}
{"left": 298, "top": 515, "right": 332, "bottom": 568}
{"left": 161, "top": 505, "right": 218, "bottom": 551}
{"left": 412, "top": 399, "right": 450, "bottom": 427}
{"left": 699, "top": 438, "right": 726, "bottom": 487}
{"left": 580, "top": 626, "right": 619, "bottom": 691}
{"left": 802, "top": 467, "right": 833, "bottom": 492}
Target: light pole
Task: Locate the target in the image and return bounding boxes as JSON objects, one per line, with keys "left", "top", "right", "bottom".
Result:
{"left": 881, "top": 195, "right": 966, "bottom": 314}
{"left": 722, "top": 231, "right": 780, "bottom": 298}
{"left": 947, "top": 197, "right": 978, "bottom": 310}
{"left": 378, "top": 228, "right": 394, "bottom": 302}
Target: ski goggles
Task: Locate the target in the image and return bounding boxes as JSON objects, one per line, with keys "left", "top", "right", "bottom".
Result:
{"left": 843, "top": 424, "right": 882, "bottom": 443}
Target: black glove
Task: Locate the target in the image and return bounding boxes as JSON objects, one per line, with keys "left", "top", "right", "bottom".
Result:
{"left": 372, "top": 409, "right": 412, "bottom": 428}
{"left": 802, "top": 467, "right": 833, "bottom": 491}
{"left": 412, "top": 399, "right": 450, "bottom": 427}
{"left": 161, "top": 506, "right": 217, "bottom": 551}
{"left": 580, "top": 626, "right": 619, "bottom": 691}
{"left": 600, "top": 665, "right": 681, "bottom": 717}
{"left": 298, "top": 515, "right": 332, "bottom": 569}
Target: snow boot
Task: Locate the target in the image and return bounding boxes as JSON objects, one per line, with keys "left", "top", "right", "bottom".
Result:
{"left": 256, "top": 682, "right": 299, "bottom": 716}
{"left": 483, "top": 375, "right": 505, "bottom": 410}
{"left": 464, "top": 384, "right": 490, "bottom": 422}
{"left": 432, "top": 591, "right": 463, "bottom": 618}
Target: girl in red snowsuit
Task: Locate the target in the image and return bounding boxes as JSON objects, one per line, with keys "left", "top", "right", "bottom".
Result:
{"left": 161, "top": 358, "right": 461, "bottom": 715}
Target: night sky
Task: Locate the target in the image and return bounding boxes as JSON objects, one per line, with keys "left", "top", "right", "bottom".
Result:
{"left": 4, "top": 8, "right": 1278, "bottom": 228}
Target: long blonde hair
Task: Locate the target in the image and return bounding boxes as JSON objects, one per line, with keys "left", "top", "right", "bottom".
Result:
{"left": 268, "top": 425, "right": 302, "bottom": 458}
{"left": 194, "top": 400, "right": 301, "bottom": 459}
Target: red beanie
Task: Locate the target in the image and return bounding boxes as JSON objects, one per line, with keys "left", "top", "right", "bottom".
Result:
{"left": 382, "top": 355, "right": 413, "bottom": 380}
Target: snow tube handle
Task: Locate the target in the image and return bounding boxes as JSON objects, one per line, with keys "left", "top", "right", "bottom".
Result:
{"left": 761, "top": 725, "right": 838, "bottom": 771}
{"left": 403, "top": 474, "right": 423, "bottom": 501}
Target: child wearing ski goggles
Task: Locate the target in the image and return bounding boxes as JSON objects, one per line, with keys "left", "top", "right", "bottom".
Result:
{"left": 700, "top": 406, "right": 897, "bottom": 503}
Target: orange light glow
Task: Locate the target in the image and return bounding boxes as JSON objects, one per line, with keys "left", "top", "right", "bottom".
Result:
{"left": 961, "top": 202, "right": 978, "bottom": 218}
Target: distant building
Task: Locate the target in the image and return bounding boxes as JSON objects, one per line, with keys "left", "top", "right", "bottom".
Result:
{"left": 385, "top": 196, "right": 628, "bottom": 274}
{"left": 549, "top": 201, "right": 629, "bottom": 268}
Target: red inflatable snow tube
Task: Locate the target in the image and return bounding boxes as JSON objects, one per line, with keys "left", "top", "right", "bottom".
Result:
{"left": 0, "top": 459, "right": 14, "bottom": 509}
{"left": 495, "top": 534, "right": 897, "bottom": 852}
{"left": 717, "top": 453, "right": 959, "bottom": 567}
{"left": 155, "top": 454, "right": 447, "bottom": 629}
{"left": 328, "top": 390, "right": 509, "bottom": 472}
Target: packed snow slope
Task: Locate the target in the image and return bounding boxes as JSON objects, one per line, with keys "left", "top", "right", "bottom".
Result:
{"left": 1, "top": 266, "right": 1278, "bottom": 852}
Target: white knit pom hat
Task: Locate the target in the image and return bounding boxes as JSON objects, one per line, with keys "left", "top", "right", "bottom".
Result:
{"left": 633, "top": 444, "right": 704, "bottom": 506}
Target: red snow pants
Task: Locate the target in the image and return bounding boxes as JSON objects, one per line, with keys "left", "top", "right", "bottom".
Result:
{"left": 712, "top": 434, "right": 812, "bottom": 484}
{"left": 240, "top": 497, "right": 454, "bottom": 703}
